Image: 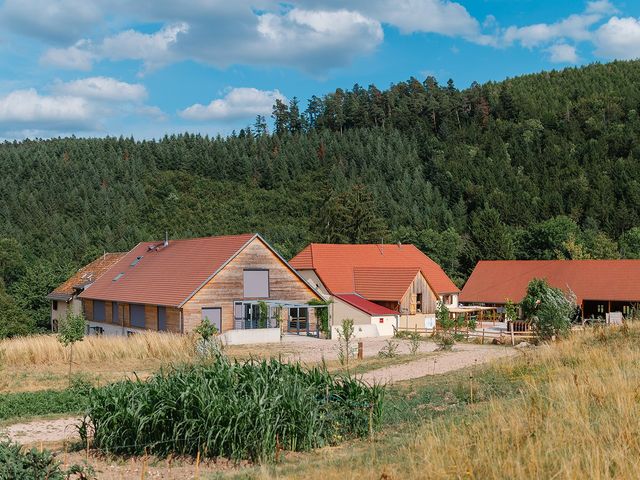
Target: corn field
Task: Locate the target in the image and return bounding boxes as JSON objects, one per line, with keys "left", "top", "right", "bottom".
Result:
{"left": 81, "top": 356, "right": 385, "bottom": 462}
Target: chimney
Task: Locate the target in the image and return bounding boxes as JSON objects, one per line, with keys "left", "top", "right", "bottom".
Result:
{"left": 164, "top": 231, "right": 169, "bottom": 248}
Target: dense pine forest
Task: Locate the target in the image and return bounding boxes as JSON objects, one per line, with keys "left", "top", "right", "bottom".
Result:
{"left": 2, "top": 60, "right": 640, "bottom": 335}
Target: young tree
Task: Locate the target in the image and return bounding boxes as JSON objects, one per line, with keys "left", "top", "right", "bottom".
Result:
{"left": 520, "top": 279, "right": 575, "bottom": 340}
{"left": 57, "top": 312, "right": 86, "bottom": 385}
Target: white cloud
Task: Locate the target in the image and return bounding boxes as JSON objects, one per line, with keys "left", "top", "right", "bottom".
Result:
{"left": 136, "top": 105, "right": 167, "bottom": 121}
{"left": 250, "top": 9, "right": 383, "bottom": 72}
{"left": 548, "top": 43, "right": 579, "bottom": 63}
{"left": 40, "top": 42, "right": 96, "bottom": 70}
{"left": 180, "top": 87, "right": 286, "bottom": 121}
{"left": 586, "top": 0, "right": 618, "bottom": 15}
{"left": 0, "top": 0, "right": 103, "bottom": 43}
{"left": 52, "top": 77, "right": 147, "bottom": 102}
{"left": 41, "top": 7, "right": 383, "bottom": 75}
{"left": 594, "top": 16, "right": 640, "bottom": 59}
{"left": 503, "top": 13, "right": 600, "bottom": 48}
{"left": 100, "top": 22, "right": 189, "bottom": 71}
{"left": 0, "top": 88, "right": 93, "bottom": 128}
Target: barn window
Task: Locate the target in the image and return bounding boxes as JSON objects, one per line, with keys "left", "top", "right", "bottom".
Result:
{"left": 52, "top": 300, "right": 58, "bottom": 311}
{"left": 93, "top": 300, "right": 105, "bottom": 322}
{"left": 112, "top": 302, "right": 119, "bottom": 324}
{"left": 243, "top": 270, "right": 269, "bottom": 298}
{"left": 416, "top": 293, "right": 423, "bottom": 313}
{"left": 157, "top": 306, "right": 167, "bottom": 331}
{"left": 130, "top": 304, "right": 146, "bottom": 328}
{"left": 597, "top": 304, "right": 605, "bottom": 314}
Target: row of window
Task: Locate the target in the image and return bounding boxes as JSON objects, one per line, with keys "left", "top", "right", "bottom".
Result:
{"left": 92, "top": 301, "right": 168, "bottom": 331}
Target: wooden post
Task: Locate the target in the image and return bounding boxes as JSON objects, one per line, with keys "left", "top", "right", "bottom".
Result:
{"left": 510, "top": 321, "right": 515, "bottom": 346}
{"left": 195, "top": 449, "right": 201, "bottom": 479}
{"left": 357, "top": 341, "right": 363, "bottom": 360}
{"left": 481, "top": 329, "right": 485, "bottom": 345}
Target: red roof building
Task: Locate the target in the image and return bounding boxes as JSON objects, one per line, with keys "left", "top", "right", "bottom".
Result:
{"left": 291, "top": 243, "right": 458, "bottom": 297}
{"left": 460, "top": 260, "right": 640, "bottom": 319}
{"left": 290, "top": 243, "right": 459, "bottom": 334}
{"left": 72, "top": 234, "right": 322, "bottom": 338}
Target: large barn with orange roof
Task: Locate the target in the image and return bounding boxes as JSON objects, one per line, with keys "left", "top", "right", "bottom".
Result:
{"left": 51, "top": 233, "right": 323, "bottom": 343}
{"left": 460, "top": 260, "right": 640, "bottom": 319}
{"left": 290, "top": 243, "right": 459, "bottom": 334}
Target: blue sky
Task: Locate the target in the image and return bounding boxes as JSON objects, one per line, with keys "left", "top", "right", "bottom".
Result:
{"left": 0, "top": 0, "right": 638, "bottom": 139}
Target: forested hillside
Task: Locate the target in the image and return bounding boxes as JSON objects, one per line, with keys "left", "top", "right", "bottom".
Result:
{"left": 2, "top": 60, "right": 640, "bottom": 335}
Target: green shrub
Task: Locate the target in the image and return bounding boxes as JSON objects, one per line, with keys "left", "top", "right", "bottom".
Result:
{"left": 378, "top": 339, "right": 400, "bottom": 358}
{"left": 81, "top": 357, "right": 384, "bottom": 462}
{"left": 309, "top": 299, "right": 331, "bottom": 337}
{"left": 0, "top": 439, "right": 94, "bottom": 479}
{"left": 521, "top": 278, "right": 575, "bottom": 340}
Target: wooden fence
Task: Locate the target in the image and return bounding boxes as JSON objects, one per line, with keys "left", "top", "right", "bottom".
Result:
{"left": 395, "top": 321, "right": 537, "bottom": 346}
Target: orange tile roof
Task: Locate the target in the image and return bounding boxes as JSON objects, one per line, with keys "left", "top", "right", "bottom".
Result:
{"left": 79, "top": 234, "right": 257, "bottom": 307}
{"left": 47, "top": 253, "right": 127, "bottom": 301}
{"left": 353, "top": 267, "right": 421, "bottom": 301}
{"left": 460, "top": 260, "right": 640, "bottom": 304}
{"left": 290, "top": 243, "right": 459, "bottom": 299}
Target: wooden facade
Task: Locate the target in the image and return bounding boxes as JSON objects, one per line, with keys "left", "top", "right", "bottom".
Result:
{"left": 371, "top": 272, "right": 438, "bottom": 315}
{"left": 182, "top": 237, "right": 319, "bottom": 332}
{"left": 82, "top": 237, "right": 320, "bottom": 334}
{"left": 83, "top": 298, "right": 181, "bottom": 332}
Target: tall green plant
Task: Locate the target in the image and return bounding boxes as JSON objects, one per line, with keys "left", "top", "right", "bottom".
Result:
{"left": 258, "top": 301, "right": 269, "bottom": 328}
{"left": 521, "top": 278, "right": 575, "bottom": 340}
{"left": 57, "top": 311, "right": 85, "bottom": 385}
{"left": 81, "top": 358, "right": 384, "bottom": 462}
{"left": 435, "top": 302, "right": 455, "bottom": 350}
{"left": 504, "top": 299, "right": 519, "bottom": 322}
{"left": 309, "top": 298, "right": 330, "bottom": 337}
{"left": 337, "top": 319, "right": 355, "bottom": 368}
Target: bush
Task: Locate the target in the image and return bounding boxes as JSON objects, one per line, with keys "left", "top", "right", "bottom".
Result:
{"left": 81, "top": 357, "right": 385, "bottom": 463}
{"left": 521, "top": 278, "right": 575, "bottom": 340}
{"left": 0, "top": 439, "right": 93, "bottom": 479}
{"left": 378, "top": 339, "right": 399, "bottom": 358}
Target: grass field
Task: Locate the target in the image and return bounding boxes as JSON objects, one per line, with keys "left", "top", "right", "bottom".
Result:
{"left": 222, "top": 324, "right": 640, "bottom": 480}
{"left": 0, "top": 333, "right": 299, "bottom": 393}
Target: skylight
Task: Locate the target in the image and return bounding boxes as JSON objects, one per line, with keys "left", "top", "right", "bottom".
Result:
{"left": 130, "top": 256, "right": 143, "bottom": 267}
{"left": 113, "top": 272, "right": 125, "bottom": 282}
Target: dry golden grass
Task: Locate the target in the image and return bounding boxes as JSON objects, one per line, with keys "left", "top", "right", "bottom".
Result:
{"left": 0, "top": 332, "right": 196, "bottom": 366}
{"left": 0, "top": 332, "right": 198, "bottom": 392}
{"left": 250, "top": 325, "right": 640, "bottom": 480}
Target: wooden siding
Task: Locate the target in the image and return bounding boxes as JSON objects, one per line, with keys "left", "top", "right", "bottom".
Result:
{"left": 182, "top": 237, "right": 321, "bottom": 333}
{"left": 82, "top": 299, "right": 180, "bottom": 332}
{"left": 400, "top": 272, "right": 438, "bottom": 315}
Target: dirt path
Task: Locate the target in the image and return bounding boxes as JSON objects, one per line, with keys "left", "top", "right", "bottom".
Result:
{"left": 360, "top": 344, "right": 518, "bottom": 384}
{"left": 3, "top": 416, "right": 80, "bottom": 445}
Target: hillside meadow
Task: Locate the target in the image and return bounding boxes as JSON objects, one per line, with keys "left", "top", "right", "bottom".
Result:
{"left": 223, "top": 325, "right": 640, "bottom": 480}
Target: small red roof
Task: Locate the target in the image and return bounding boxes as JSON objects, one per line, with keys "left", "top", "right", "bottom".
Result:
{"left": 460, "top": 260, "right": 640, "bottom": 304}
{"left": 334, "top": 293, "right": 399, "bottom": 316}
{"left": 290, "top": 243, "right": 459, "bottom": 299}
{"left": 48, "top": 253, "right": 127, "bottom": 301}
{"left": 79, "top": 234, "right": 257, "bottom": 307}
{"left": 353, "top": 267, "right": 421, "bottom": 301}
